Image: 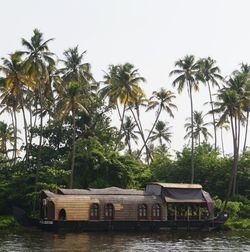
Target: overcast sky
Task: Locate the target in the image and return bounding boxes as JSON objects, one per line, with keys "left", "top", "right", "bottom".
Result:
{"left": 1, "top": 0, "right": 250, "bottom": 154}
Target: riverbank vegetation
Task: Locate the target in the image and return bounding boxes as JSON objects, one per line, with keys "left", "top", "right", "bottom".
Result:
{"left": 0, "top": 29, "right": 249, "bottom": 228}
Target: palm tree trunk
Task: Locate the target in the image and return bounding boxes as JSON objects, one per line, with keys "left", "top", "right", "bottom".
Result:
{"left": 20, "top": 97, "right": 29, "bottom": 164}
{"left": 34, "top": 81, "right": 44, "bottom": 200}
{"left": 189, "top": 81, "right": 195, "bottom": 184}
{"left": 70, "top": 104, "right": 76, "bottom": 189}
{"left": 221, "top": 127, "right": 225, "bottom": 157}
{"left": 159, "top": 137, "right": 163, "bottom": 146}
{"left": 129, "top": 107, "right": 152, "bottom": 161}
{"left": 127, "top": 135, "right": 132, "bottom": 154}
{"left": 243, "top": 110, "right": 249, "bottom": 153}
{"left": 13, "top": 109, "right": 17, "bottom": 165}
{"left": 207, "top": 81, "right": 217, "bottom": 149}
{"left": 232, "top": 115, "right": 241, "bottom": 195}
{"left": 115, "top": 94, "right": 128, "bottom": 149}
{"left": 223, "top": 115, "right": 237, "bottom": 210}
{"left": 137, "top": 105, "right": 163, "bottom": 159}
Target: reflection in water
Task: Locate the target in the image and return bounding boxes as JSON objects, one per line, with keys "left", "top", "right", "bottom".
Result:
{"left": 0, "top": 229, "right": 250, "bottom": 251}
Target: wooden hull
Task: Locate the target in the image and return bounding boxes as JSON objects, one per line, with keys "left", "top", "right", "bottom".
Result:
{"left": 38, "top": 219, "right": 225, "bottom": 232}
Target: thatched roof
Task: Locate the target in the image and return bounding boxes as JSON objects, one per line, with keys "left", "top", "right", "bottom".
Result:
{"left": 57, "top": 187, "right": 151, "bottom": 196}
{"left": 148, "top": 182, "right": 202, "bottom": 189}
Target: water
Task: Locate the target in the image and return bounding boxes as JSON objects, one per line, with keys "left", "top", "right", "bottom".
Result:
{"left": 0, "top": 229, "right": 250, "bottom": 251}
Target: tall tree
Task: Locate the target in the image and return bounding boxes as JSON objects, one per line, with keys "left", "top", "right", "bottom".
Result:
{"left": 120, "top": 116, "right": 138, "bottom": 154}
{"left": 184, "top": 111, "right": 212, "bottom": 146}
{"left": 59, "top": 46, "right": 95, "bottom": 90}
{"left": 150, "top": 120, "right": 172, "bottom": 146}
{"left": 0, "top": 53, "right": 32, "bottom": 164}
{"left": 169, "top": 55, "right": 199, "bottom": 183}
{"left": 57, "top": 81, "right": 89, "bottom": 188}
{"left": 213, "top": 87, "right": 244, "bottom": 202}
{"left": 234, "top": 63, "right": 250, "bottom": 153}
{"left": 138, "top": 88, "right": 176, "bottom": 159}
{"left": 101, "top": 63, "right": 145, "bottom": 147}
{"left": 20, "top": 28, "right": 55, "bottom": 192}
{"left": 197, "top": 57, "right": 223, "bottom": 150}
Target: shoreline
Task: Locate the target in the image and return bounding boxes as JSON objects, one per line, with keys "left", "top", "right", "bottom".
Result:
{"left": 1, "top": 215, "right": 249, "bottom": 231}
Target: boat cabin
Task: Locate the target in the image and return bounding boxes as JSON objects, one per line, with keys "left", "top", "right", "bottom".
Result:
{"left": 40, "top": 183, "right": 214, "bottom": 223}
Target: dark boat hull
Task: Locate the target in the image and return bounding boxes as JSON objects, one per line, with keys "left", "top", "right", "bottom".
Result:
{"left": 38, "top": 219, "right": 225, "bottom": 232}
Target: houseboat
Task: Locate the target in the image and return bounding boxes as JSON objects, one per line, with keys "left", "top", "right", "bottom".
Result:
{"left": 14, "top": 183, "right": 228, "bottom": 231}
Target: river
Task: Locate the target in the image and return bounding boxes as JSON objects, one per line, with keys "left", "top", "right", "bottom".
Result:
{"left": 0, "top": 229, "right": 250, "bottom": 251}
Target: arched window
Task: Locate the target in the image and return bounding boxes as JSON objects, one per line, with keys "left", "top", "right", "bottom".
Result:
{"left": 58, "top": 209, "right": 66, "bottom": 220}
{"left": 138, "top": 204, "right": 147, "bottom": 220}
{"left": 152, "top": 204, "right": 161, "bottom": 220}
{"left": 89, "top": 203, "right": 100, "bottom": 220}
{"left": 104, "top": 203, "right": 114, "bottom": 220}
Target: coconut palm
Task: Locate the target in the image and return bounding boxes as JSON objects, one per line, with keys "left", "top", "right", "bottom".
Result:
{"left": 150, "top": 120, "right": 172, "bottom": 146}
{"left": 169, "top": 55, "right": 199, "bottom": 183}
{"left": 196, "top": 57, "right": 223, "bottom": 149}
{"left": 101, "top": 63, "right": 145, "bottom": 146}
{"left": 138, "top": 88, "right": 176, "bottom": 159}
{"left": 233, "top": 63, "right": 250, "bottom": 153}
{"left": 0, "top": 53, "right": 32, "bottom": 163}
{"left": 56, "top": 81, "right": 89, "bottom": 188}
{"left": 213, "top": 87, "right": 244, "bottom": 202}
{"left": 19, "top": 29, "right": 55, "bottom": 192}
{"left": 184, "top": 111, "right": 212, "bottom": 146}
{"left": 127, "top": 94, "right": 151, "bottom": 161}
{"left": 226, "top": 73, "right": 248, "bottom": 153}
{"left": 59, "top": 46, "right": 95, "bottom": 91}
{"left": 120, "top": 116, "right": 139, "bottom": 154}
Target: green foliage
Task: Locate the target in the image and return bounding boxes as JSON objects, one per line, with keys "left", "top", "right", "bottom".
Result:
{"left": 225, "top": 219, "right": 250, "bottom": 230}
{"left": 73, "top": 136, "right": 146, "bottom": 189}
{"left": 0, "top": 216, "right": 18, "bottom": 230}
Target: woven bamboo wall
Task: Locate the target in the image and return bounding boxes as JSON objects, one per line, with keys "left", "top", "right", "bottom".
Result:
{"left": 50, "top": 195, "right": 167, "bottom": 221}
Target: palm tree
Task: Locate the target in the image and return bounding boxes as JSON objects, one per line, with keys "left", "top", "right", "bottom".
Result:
{"left": 0, "top": 53, "right": 31, "bottom": 163}
{"left": 233, "top": 63, "right": 250, "bottom": 153}
{"left": 169, "top": 55, "right": 199, "bottom": 183}
{"left": 57, "top": 81, "right": 89, "bottom": 188}
{"left": 101, "top": 63, "right": 145, "bottom": 146}
{"left": 197, "top": 57, "right": 223, "bottom": 150}
{"left": 184, "top": 111, "right": 212, "bottom": 146}
{"left": 120, "top": 116, "right": 138, "bottom": 154}
{"left": 19, "top": 28, "right": 55, "bottom": 193}
{"left": 213, "top": 87, "right": 244, "bottom": 202}
{"left": 150, "top": 120, "right": 172, "bottom": 146}
{"left": 226, "top": 73, "right": 248, "bottom": 153}
{"left": 59, "top": 46, "right": 95, "bottom": 90}
{"left": 127, "top": 93, "right": 151, "bottom": 161}
{"left": 138, "top": 88, "right": 176, "bottom": 160}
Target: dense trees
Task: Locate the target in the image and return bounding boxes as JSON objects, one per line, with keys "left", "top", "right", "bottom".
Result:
{"left": 0, "top": 29, "right": 249, "bottom": 214}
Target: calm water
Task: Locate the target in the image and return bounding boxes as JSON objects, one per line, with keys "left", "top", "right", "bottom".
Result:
{"left": 0, "top": 229, "right": 250, "bottom": 252}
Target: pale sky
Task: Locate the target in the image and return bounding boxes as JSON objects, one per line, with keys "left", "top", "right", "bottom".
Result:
{"left": 1, "top": 0, "right": 250, "bottom": 155}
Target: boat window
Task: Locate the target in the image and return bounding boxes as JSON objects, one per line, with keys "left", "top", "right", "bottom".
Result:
{"left": 58, "top": 209, "right": 66, "bottom": 220}
{"left": 152, "top": 204, "right": 161, "bottom": 220}
{"left": 89, "top": 203, "right": 100, "bottom": 220}
{"left": 138, "top": 204, "right": 147, "bottom": 220}
{"left": 104, "top": 203, "right": 114, "bottom": 220}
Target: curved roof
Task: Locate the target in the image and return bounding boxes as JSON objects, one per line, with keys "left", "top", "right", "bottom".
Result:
{"left": 148, "top": 182, "right": 202, "bottom": 189}
{"left": 57, "top": 187, "right": 151, "bottom": 196}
